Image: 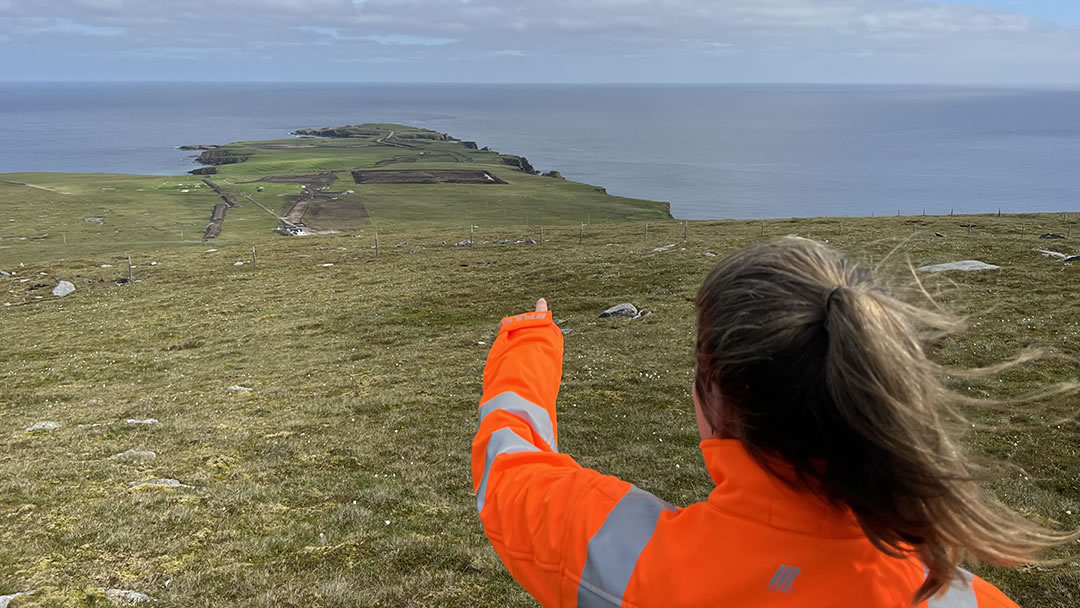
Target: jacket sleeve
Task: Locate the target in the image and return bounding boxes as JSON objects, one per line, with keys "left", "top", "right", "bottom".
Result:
{"left": 472, "top": 310, "right": 655, "bottom": 607}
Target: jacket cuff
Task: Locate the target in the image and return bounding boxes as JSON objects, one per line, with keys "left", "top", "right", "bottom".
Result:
{"left": 498, "top": 310, "right": 556, "bottom": 335}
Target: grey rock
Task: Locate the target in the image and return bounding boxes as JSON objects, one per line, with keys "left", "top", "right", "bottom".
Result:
{"left": 935, "top": 232, "right": 946, "bottom": 237}
{"left": 125, "top": 418, "right": 159, "bottom": 425}
{"left": 0, "top": 591, "right": 36, "bottom": 608}
{"left": 52, "top": 280, "right": 76, "bottom": 297}
{"left": 1066, "top": 256, "right": 1080, "bottom": 263}
{"left": 494, "top": 239, "right": 509, "bottom": 245}
{"left": 560, "top": 328, "right": 573, "bottom": 335}
{"left": 129, "top": 478, "right": 194, "bottom": 490}
{"left": 600, "top": 303, "right": 640, "bottom": 318}
{"left": 522, "top": 238, "right": 537, "bottom": 245}
{"left": 26, "top": 421, "right": 61, "bottom": 432}
{"left": 651, "top": 244, "right": 676, "bottom": 253}
{"left": 105, "top": 589, "right": 154, "bottom": 604}
{"left": 394, "top": 242, "right": 408, "bottom": 248}
{"left": 84, "top": 217, "right": 105, "bottom": 226}
{"left": 1035, "top": 249, "right": 1067, "bottom": 260}
{"left": 1040, "top": 233, "right": 1066, "bottom": 239}
{"left": 917, "top": 260, "right": 1000, "bottom": 273}
{"left": 0, "top": 270, "right": 9, "bottom": 276}
{"left": 704, "top": 252, "right": 717, "bottom": 257}
{"left": 110, "top": 449, "right": 157, "bottom": 461}
{"left": 455, "top": 240, "right": 473, "bottom": 247}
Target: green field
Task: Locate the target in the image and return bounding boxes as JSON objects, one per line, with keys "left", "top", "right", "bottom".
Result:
{"left": 0, "top": 127, "right": 1078, "bottom": 607}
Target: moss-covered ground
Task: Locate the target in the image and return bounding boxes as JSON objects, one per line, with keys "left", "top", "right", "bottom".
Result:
{"left": 0, "top": 211, "right": 1077, "bottom": 607}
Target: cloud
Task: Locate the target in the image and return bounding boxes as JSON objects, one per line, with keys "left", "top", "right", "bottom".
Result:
{"left": 0, "top": 0, "right": 1077, "bottom": 83}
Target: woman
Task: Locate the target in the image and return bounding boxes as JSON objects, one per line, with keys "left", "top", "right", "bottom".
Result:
{"left": 471, "top": 237, "right": 1074, "bottom": 607}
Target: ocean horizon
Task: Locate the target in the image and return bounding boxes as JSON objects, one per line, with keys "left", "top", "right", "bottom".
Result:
{"left": 2, "top": 82, "right": 1078, "bottom": 220}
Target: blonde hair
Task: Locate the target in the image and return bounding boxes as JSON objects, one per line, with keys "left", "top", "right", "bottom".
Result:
{"left": 694, "top": 236, "right": 1077, "bottom": 604}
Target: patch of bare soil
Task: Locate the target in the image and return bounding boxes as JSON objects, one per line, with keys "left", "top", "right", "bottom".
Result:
{"left": 303, "top": 197, "right": 369, "bottom": 229}
{"left": 351, "top": 170, "right": 506, "bottom": 185}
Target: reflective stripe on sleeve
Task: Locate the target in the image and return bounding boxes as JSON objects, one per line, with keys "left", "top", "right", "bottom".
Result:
{"left": 928, "top": 568, "right": 978, "bottom": 608}
{"left": 577, "top": 486, "right": 676, "bottom": 608}
{"left": 479, "top": 391, "right": 558, "bottom": 452}
{"left": 476, "top": 427, "right": 540, "bottom": 514}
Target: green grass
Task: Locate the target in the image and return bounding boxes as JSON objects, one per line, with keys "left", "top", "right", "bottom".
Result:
{"left": 0, "top": 213, "right": 1077, "bottom": 607}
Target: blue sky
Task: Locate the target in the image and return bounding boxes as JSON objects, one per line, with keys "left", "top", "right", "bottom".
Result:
{"left": 0, "top": 1, "right": 1078, "bottom": 84}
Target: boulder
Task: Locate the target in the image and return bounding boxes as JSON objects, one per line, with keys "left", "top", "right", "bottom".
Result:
{"left": 125, "top": 418, "right": 159, "bottom": 425}
{"left": 917, "top": 260, "right": 1000, "bottom": 272}
{"left": 1035, "top": 249, "right": 1068, "bottom": 260}
{"left": 26, "top": 421, "right": 61, "bottom": 432}
{"left": 1040, "top": 233, "right": 1066, "bottom": 239}
{"left": 600, "top": 303, "right": 640, "bottom": 318}
{"left": 494, "top": 239, "right": 509, "bottom": 245}
{"left": 52, "top": 280, "right": 75, "bottom": 297}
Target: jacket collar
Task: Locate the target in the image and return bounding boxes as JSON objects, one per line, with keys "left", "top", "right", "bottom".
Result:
{"left": 701, "top": 439, "right": 864, "bottom": 538}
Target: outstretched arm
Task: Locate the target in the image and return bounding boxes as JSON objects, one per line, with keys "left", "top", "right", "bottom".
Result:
{"left": 471, "top": 299, "right": 673, "bottom": 608}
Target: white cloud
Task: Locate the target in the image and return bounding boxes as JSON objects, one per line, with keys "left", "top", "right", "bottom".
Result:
{"left": 0, "top": 0, "right": 1077, "bottom": 83}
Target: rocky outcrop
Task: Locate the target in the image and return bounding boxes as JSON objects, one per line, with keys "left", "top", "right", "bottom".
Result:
{"left": 196, "top": 149, "right": 250, "bottom": 166}
{"left": 189, "top": 167, "right": 218, "bottom": 175}
{"left": 462, "top": 141, "right": 479, "bottom": 150}
{"left": 293, "top": 126, "right": 382, "bottom": 138}
{"left": 541, "top": 170, "right": 564, "bottom": 179}
{"left": 178, "top": 145, "right": 218, "bottom": 151}
{"left": 501, "top": 155, "right": 538, "bottom": 174}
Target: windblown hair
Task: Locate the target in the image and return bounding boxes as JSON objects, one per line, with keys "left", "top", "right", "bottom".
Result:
{"left": 694, "top": 236, "right": 1077, "bottom": 604}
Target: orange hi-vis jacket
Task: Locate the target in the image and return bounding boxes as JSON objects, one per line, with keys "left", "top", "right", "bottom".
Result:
{"left": 472, "top": 310, "right": 1022, "bottom": 608}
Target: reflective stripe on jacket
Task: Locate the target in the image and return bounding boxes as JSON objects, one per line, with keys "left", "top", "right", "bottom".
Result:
{"left": 471, "top": 310, "right": 1021, "bottom": 608}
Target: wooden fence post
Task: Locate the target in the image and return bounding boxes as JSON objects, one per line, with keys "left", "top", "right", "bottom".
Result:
{"left": 252, "top": 245, "right": 257, "bottom": 270}
{"left": 127, "top": 256, "right": 133, "bottom": 282}
{"left": 579, "top": 223, "right": 584, "bottom": 245}
{"left": 469, "top": 225, "right": 474, "bottom": 248}
{"left": 645, "top": 223, "right": 649, "bottom": 243}
{"left": 760, "top": 221, "right": 765, "bottom": 237}
{"left": 375, "top": 232, "right": 380, "bottom": 257}
{"left": 683, "top": 221, "right": 687, "bottom": 241}
{"left": 540, "top": 226, "right": 544, "bottom": 246}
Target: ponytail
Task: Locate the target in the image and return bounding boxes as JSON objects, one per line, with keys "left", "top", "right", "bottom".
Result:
{"left": 695, "top": 237, "right": 1078, "bottom": 604}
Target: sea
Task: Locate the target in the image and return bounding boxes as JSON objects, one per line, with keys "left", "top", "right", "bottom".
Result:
{"left": 1, "top": 82, "right": 1078, "bottom": 220}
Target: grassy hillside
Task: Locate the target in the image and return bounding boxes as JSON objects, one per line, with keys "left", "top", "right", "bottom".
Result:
{"left": 1, "top": 213, "right": 1077, "bottom": 607}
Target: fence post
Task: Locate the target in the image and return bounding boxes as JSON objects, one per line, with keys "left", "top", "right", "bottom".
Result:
{"left": 683, "top": 221, "right": 687, "bottom": 241}
{"left": 540, "top": 226, "right": 544, "bottom": 246}
{"left": 1021, "top": 223, "right": 1025, "bottom": 237}
{"left": 838, "top": 222, "right": 842, "bottom": 235}
{"left": 997, "top": 208, "right": 1001, "bottom": 217}
{"left": 469, "top": 225, "right": 474, "bottom": 248}
{"left": 375, "top": 232, "right": 380, "bottom": 257}
{"left": 645, "top": 223, "right": 649, "bottom": 243}
{"left": 579, "top": 223, "right": 584, "bottom": 245}
{"left": 252, "top": 245, "right": 257, "bottom": 270}
{"left": 127, "top": 256, "right": 133, "bottom": 282}
{"left": 760, "top": 220, "right": 765, "bottom": 237}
